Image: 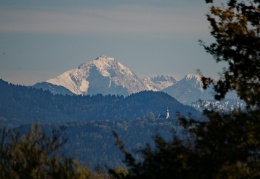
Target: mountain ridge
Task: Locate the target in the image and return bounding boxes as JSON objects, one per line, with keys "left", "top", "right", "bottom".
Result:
{"left": 142, "top": 75, "right": 177, "bottom": 91}
{"left": 163, "top": 74, "right": 214, "bottom": 104}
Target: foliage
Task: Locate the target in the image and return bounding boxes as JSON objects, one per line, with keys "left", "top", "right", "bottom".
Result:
{"left": 0, "top": 124, "right": 92, "bottom": 178}
{"left": 199, "top": 0, "right": 260, "bottom": 108}
{"left": 110, "top": 166, "right": 129, "bottom": 179}
{"left": 184, "top": 109, "right": 260, "bottom": 178}
{"left": 62, "top": 119, "right": 182, "bottom": 170}
{"left": 111, "top": 132, "right": 196, "bottom": 179}
{"left": 112, "top": 109, "right": 260, "bottom": 178}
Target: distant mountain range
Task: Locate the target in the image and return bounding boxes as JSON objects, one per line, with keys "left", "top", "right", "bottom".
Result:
{"left": 162, "top": 74, "right": 215, "bottom": 104}
{"left": 33, "top": 55, "right": 238, "bottom": 105}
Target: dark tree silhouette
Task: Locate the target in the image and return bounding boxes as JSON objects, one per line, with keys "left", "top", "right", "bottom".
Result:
{"left": 200, "top": 0, "right": 260, "bottom": 108}
{"left": 0, "top": 124, "right": 92, "bottom": 178}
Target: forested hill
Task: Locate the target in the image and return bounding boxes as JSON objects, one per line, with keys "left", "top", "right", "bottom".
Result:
{"left": 0, "top": 79, "right": 200, "bottom": 125}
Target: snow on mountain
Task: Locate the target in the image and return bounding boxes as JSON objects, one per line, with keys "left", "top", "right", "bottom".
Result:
{"left": 35, "top": 55, "right": 238, "bottom": 108}
{"left": 162, "top": 74, "right": 238, "bottom": 105}
{"left": 45, "top": 56, "right": 148, "bottom": 96}
{"left": 142, "top": 75, "right": 177, "bottom": 91}
{"left": 162, "top": 74, "right": 215, "bottom": 104}
{"left": 190, "top": 99, "right": 245, "bottom": 112}
{"left": 33, "top": 82, "right": 74, "bottom": 95}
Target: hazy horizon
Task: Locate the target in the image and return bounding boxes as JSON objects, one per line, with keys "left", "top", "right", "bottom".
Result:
{"left": 0, "top": 0, "right": 225, "bottom": 86}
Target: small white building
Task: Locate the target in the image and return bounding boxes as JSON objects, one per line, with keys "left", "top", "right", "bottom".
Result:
{"left": 156, "top": 107, "right": 170, "bottom": 120}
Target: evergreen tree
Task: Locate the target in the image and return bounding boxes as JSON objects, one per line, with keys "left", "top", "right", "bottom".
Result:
{"left": 199, "top": 0, "right": 260, "bottom": 108}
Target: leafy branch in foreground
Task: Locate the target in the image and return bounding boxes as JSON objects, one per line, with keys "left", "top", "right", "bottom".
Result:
{"left": 200, "top": 0, "right": 260, "bottom": 108}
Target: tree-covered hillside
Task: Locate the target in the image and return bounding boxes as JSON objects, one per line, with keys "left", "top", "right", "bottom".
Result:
{"left": 28, "top": 118, "right": 184, "bottom": 170}
{"left": 0, "top": 79, "right": 199, "bottom": 126}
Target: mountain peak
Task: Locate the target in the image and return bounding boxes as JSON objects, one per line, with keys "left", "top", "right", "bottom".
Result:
{"left": 78, "top": 55, "right": 116, "bottom": 69}
{"left": 183, "top": 74, "right": 201, "bottom": 81}
{"left": 142, "top": 75, "right": 177, "bottom": 91}
{"left": 95, "top": 55, "right": 114, "bottom": 61}
{"left": 46, "top": 56, "right": 148, "bottom": 96}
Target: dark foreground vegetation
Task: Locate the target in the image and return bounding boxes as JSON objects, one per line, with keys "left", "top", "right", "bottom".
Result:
{"left": 0, "top": 124, "right": 118, "bottom": 179}
{"left": 0, "top": 0, "right": 259, "bottom": 178}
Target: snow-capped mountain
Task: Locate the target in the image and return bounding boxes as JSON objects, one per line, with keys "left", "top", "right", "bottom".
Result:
{"left": 142, "top": 75, "right": 177, "bottom": 91}
{"left": 162, "top": 74, "right": 215, "bottom": 104}
{"left": 190, "top": 99, "right": 245, "bottom": 112}
{"left": 34, "top": 55, "right": 238, "bottom": 107}
{"left": 44, "top": 56, "right": 148, "bottom": 96}
{"left": 162, "top": 74, "right": 238, "bottom": 104}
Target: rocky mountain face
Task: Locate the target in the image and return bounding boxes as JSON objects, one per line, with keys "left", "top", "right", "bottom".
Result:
{"left": 41, "top": 56, "right": 148, "bottom": 96}
{"left": 162, "top": 74, "right": 215, "bottom": 104}
{"left": 163, "top": 74, "right": 238, "bottom": 104}
{"left": 142, "top": 75, "right": 177, "bottom": 91}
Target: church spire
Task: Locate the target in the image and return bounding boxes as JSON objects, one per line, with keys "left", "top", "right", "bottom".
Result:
{"left": 166, "top": 107, "right": 170, "bottom": 119}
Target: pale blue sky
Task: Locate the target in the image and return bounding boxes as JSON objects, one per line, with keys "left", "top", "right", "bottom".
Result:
{"left": 0, "top": 0, "right": 224, "bottom": 85}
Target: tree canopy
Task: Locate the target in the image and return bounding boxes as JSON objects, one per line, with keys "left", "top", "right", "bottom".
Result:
{"left": 0, "top": 124, "right": 93, "bottom": 178}
{"left": 200, "top": 0, "right": 260, "bottom": 108}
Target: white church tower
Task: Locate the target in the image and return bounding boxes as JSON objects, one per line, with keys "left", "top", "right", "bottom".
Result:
{"left": 166, "top": 107, "right": 170, "bottom": 119}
